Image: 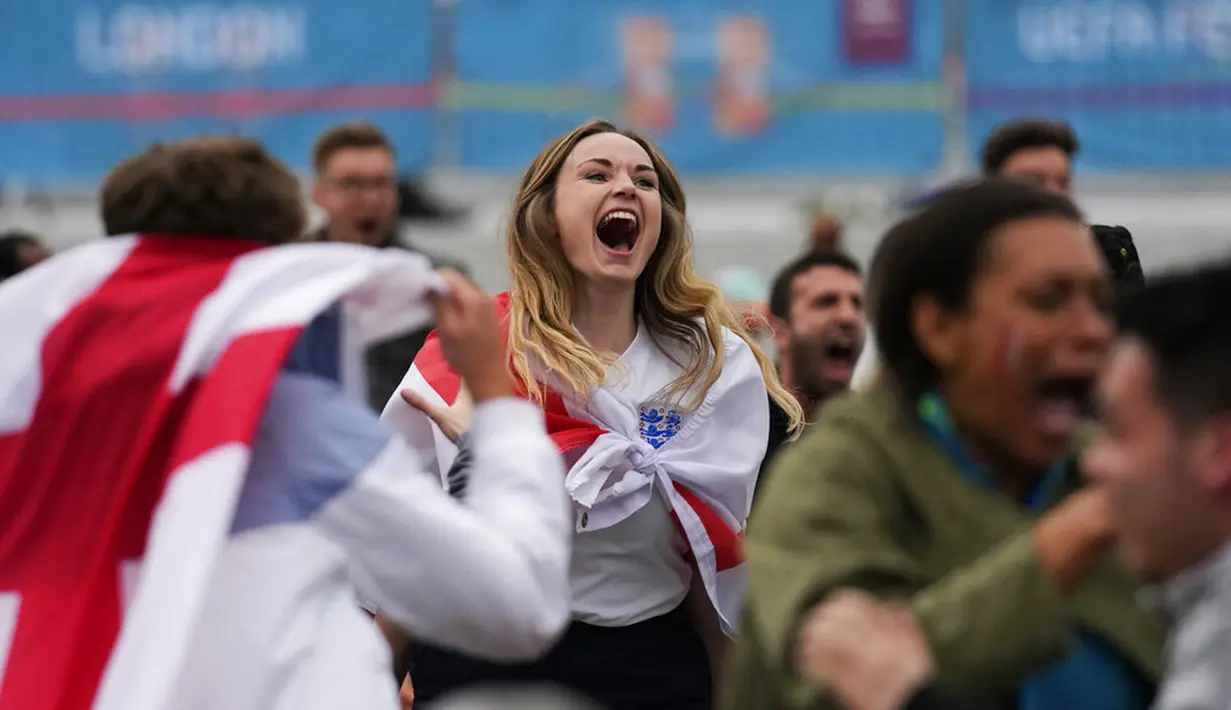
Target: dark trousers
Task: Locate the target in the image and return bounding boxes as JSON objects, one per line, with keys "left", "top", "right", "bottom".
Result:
{"left": 410, "top": 603, "right": 712, "bottom": 709}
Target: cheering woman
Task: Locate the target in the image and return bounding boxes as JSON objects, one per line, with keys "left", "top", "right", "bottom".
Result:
{"left": 728, "top": 180, "right": 1164, "bottom": 709}
{"left": 381, "top": 119, "right": 802, "bottom": 709}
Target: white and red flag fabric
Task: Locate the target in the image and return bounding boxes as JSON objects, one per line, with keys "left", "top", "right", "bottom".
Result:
{"left": 0, "top": 235, "right": 439, "bottom": 710}
{"left": 383, "top": 292, "right": 768, "bottom": 635}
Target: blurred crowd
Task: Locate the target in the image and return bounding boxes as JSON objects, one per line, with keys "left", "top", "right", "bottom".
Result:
{"left": 2, "top": 110, "right": 1230, "bottom": 710}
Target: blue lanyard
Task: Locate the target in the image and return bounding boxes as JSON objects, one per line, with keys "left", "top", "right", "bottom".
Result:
{"left": 917, "top": 393, "right": 1069, "bottom": 511}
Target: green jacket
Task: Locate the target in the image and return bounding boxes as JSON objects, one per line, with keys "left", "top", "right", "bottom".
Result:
{"left": 724, "top": 387, "right": 1165, "bottom": 709}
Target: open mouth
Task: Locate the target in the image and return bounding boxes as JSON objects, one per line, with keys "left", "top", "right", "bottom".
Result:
{"left": 595, "top": 210, "right": 639, "bottom": 254}
{"left": 818, "top": 341, "right": 859, "bottom": 381}
{"left": 1033, "top": 374, "right": 1095, "bottom": 438}
{"left": 355, "top": 218, "right": 381, "bottom": 239}
{"left": 824, "top": 343, "right": 857, "bottom": 362}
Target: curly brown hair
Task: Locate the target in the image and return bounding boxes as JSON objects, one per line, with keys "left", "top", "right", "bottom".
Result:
{"left": 100, "top": 136, "right": 305, "bottom": 244}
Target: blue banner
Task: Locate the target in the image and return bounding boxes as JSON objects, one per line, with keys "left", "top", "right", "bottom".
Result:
{"left": 964, "top": 1, "right": 1231, "bottom": 171}
{"left": 0, "top": 1, "right": 435, "bottom": 182}
{"left": 449, "top": 0, "right": 946, "bottom": 175}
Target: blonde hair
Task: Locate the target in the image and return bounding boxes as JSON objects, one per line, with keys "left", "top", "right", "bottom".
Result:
{"left": 505, "top": 119, "right": 803, "bottom": 434}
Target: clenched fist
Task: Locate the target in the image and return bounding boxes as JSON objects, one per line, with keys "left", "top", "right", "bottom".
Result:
{"left": 796, "top": 590, "right": 935, "bottom": 710}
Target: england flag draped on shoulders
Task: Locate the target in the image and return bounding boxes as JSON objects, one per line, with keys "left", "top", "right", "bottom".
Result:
{"left": 384, "top": 292, "right": 769, "bottom": 636}
{"left": 0, "top": 235, "right": 442, "bottom": 710}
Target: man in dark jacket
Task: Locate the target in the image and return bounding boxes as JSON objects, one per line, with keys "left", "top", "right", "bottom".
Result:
{"left": 309, "top": 122, "right": 467, "bottom": 410}
{"left": 756, "top": 250, "right": 867, "bottom": 495}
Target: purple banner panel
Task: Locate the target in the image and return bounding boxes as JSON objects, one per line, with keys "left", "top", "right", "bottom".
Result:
{"left": 842, "top": 0, "right": 912, "bottom": 65}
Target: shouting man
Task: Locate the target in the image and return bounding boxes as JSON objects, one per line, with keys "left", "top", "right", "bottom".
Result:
{"left": 768, "top": 250, "right": 867, "bottom": 419}
{"left": 308, "top": 122, "right": 467, "bottom": 410}
{"left": 754, "top": 250, "right": 867, "bottom": 493}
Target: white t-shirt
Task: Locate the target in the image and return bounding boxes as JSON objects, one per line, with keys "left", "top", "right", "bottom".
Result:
{"left": 569, "top": 324, "right": 695, "bottom": 627}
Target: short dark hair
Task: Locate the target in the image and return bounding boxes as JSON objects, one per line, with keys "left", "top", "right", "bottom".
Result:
{"left": 100, "top": 136, "right": 305, "bottom": 245}
{"left": 869, "top": 178, "right": 1084, "bottom": 408}
{"left": 312, "top": 122, "right": 395, "bottom": 174}
{"left": 980, "top": 118, "right": 1080, "bottom": 175}
{"left": 768, "top": 250, "right": 862, "bottom": 322}
{"left": 0, "top": 230, "right": 42, "bottom": 280}
{"left": 1116, "top": 258, "right": 1231, "bottom": 425}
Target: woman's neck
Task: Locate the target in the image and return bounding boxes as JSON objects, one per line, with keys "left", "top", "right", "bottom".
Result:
{"left": 941, "top": 389, "right": 1047, "bottom": 499}
{"left": 573, "top": 282, "right": 637, "bottom": 355}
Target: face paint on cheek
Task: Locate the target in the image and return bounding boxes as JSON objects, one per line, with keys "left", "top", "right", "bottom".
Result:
{"left": 992, "top": 326, "right": 1023, "bottom": 377}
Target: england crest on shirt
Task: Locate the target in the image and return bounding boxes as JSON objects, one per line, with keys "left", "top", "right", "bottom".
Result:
{"left": 638, "top": 403, "right": 682, "bottom": 449}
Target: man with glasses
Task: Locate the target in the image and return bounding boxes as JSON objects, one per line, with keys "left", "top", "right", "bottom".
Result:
{"left": 310, "top": 123, "right": 466, "bottom": 410}
{"left": 311, "top": 123, "right": 404, "bottom": 248}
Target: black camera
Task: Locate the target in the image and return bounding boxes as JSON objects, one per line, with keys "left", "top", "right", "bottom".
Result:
{"left": 1091, "top": 224, "right": 1145, "bottom": 293}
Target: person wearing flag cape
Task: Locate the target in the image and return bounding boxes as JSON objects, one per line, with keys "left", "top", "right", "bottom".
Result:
{"left": 381, "top": 120, "right": 804, "bottom": 709}
{"left": 0, "top": 137, "right": 573, "bottom": 710}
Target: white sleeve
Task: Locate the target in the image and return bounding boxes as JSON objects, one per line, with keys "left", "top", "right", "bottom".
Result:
{"left": 315, "top": 397, "right": 572, "bottom": 661}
